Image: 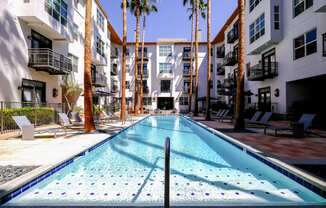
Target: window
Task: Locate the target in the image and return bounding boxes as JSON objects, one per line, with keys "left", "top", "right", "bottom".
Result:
{"left": 126, "top": 64, "right": 130, "bottom": 73}
{"left": 126, "top": 48, "right": 130, "bottom": 56}
{"left": 274, "top": 6, "right": 280, "bottom": 30}
{"left": 160, "top": 80, "right": 171, "bottom": 93}
{"left": 68, "top": 53, "right": 78, "bottom": 72}
{"left": 183, "top": 63, "right": 190, "bottom": 74}
{"left": 249, "top": 0, "right": 262, "bottom": 12}
{"left": 293, "top": 0, "right": 313, "bottom": 17}
{"left": 45, "top": 0, "right": 68, "bottom": 26}
{"left": 159, "top": 45, "right": 172, "bottom": 56}
{"left": 323, "top": 33, "right": 326, "bottom": 57}
{"left": 183, "top": 80, "right": 190, "bottom": 92}
{"left": 180, "top": 97, "right": 189, "bottom": 106}
{"left": 138, "top": 47, "right": 148, "bottom": 57}
{"left": 159, "top": 63, "right": 172, "bottom": 73}
{"left": 249, "top": 13, "right": 265, "bottom": 43}
{"left": 138, "top": 63, "right": 148, "bottom": 75}
{"left": 96, "top": 36, "right": 105, "bottom": 57}
{"left": 143, "top": 97, "right": 152, "bottom": 106}
{"left": 97, "top": 9, "right": 105, "bottom": 31}
{"left": 21, "top": 79, "right": 46, "bottom": 104}
{"left": 294, "top": 29, "right": 317, "bottom": 60}
{"left": 126, "top": 81, "right": 130, "bottom": 89}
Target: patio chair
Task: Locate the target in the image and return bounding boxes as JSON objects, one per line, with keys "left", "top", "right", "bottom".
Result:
{"left": 264, "top": 114, "right": 315, "bottom": 136}
{"left": 218, "top": 110, "right": 230, "bottom": 121}
{"left": 211, "top": 109, "right": 225, "bottom": 119}
{"left": 12, "top": 116, "right": 60, "bottom": 140}
{"left": 211, "top": 109, "right": 223, "bottom": 117}
{"left": 220, "top": 111, "right": 234, "bottom": 123}
{"left": 245, "top": 111, "right": 262, "bottom": 125}
{"left": 248, "top": 112, "right": 273, "bottom": 127}
{"left": 70, "top": 112, "right": 84, "bottom": 126}
{"left": 58, "top": 113, "right": 75, "bottom": 129}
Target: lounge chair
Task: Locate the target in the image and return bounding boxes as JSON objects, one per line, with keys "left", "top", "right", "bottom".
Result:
{"left": 58, "top": 113, "right": 76, "bottom": 128}
{"left": 264, "top": 114, "right": 315, "bottom": 136}
{"left": 211, "top": 109, "right": 226, "bottom": 119}
{"left": 218, "top": 110, "right": 230, "bottom": 121}
{"left": 248, "top": 112, "right": 272, "bottom": 127}
{"left": 245, "top": 111, "right": 262, "bottom": 124}
{"left": 12, "top": 116, "right": 61, "bottom": 140}
{"left": 211, "top": 109, "right": 223, "bottom": 117}
{"left": 220, "top": 111, "right": 234, "bottom": 123}
{"left": 70, "top": 112, "right": 84, "bottom": 126}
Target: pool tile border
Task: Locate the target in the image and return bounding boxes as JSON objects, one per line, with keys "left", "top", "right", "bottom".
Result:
{"left": 0, "top": 116, "right": 150, "bottom": 205}
{"left": 182, "top": 115, "right": 326, "bottom": 199}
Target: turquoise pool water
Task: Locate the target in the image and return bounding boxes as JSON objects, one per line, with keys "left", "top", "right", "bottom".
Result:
{"left": 4, "top": 116, "right": 326, "bottom": 206}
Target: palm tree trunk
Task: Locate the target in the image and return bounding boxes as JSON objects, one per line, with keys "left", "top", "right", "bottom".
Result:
{"left": 139, "top": 16, "right": 146, "bottom": 114}
{"left": 205, "top": 0, "right": 211, "bottom": 120}
{"left": 188, "top": 8, "right": 195, "bottom": 114}
{"left": 194, "top": 0, "right": 199, "bottom": 116}
{"left": 120, "top": 0, "right": 127, "bottom": 121}
{"left": 234, "top": 0, "right": 245, "bottom": 130}
{"left": 133, "top": 8, "right": 140, "bottom": 114}
{"left": 83, "top": 0, "right": 96, "bottom": 132}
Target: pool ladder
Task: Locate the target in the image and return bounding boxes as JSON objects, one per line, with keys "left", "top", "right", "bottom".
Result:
{"left": 164, "top": 137, "right": 170, "bottom": 208}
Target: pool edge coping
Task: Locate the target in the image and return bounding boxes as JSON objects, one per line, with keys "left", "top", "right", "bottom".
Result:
{"left": 0, "top": 116, "right": 150, "bottom": 205}
{"left": 182, "top": 115, "right": 326, "bottom": 199}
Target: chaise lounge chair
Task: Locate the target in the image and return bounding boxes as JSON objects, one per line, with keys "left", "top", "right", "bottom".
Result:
{"left": 58, "top": 113, "right": 83, "bottom": 129}
{"left": 264, "top": 114, "right": 315, "bottom": 136}
{"left": 12, "top": 116, "right": 62, "bottom": 140}
{"left": 218, "top": 110, "right": 230, "bottom": 121}
{"left": 211, "top": 109, "right": 223, "bottom": 118}
{"left": 247, "top": 112, "right": 272, "bottom": 127}
{"left": 245, "top": 111, "right": 262, "bottom": 125}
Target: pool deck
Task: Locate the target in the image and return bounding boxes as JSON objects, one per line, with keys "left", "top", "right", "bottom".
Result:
{"left": 193, "top": 116, "right": 326, "bottom": 165}
{"left": 0, "top": 116, "right": 145, "bottom": 198}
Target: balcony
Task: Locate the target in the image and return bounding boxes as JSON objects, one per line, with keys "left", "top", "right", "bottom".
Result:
{"left": 216, "top": 64, "right": 225, "bottom": 75}
{"left": 182, "top": 51, "right": 191, "bottom": 61}
{"left": 28, "top": 48, "right": 72, "bottom": 75}
{"left": 227, "top": 26, "right": 239, "bottom": 44}
{"left": 223, "top": 51, "right": 238, "bottom": 66}
{"left": 92, "top": 70, "right": 107, "bottom": 87}
{"left": 216, "top": 46, "right": 225, "bottom": 58}
{"left": 158, "top": 70, "right": 173, "bottom": 79}
{"left": 111, "top": 84, "right": 119, "bottom": 93}
{"left": 111, "top": 64, "right": 118, "bottom": 76}
{"left": 247, "top": 62, "right": 278, "bottom": 81}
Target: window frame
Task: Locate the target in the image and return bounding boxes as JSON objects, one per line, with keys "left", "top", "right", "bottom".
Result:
{"left": 96, "top": 36, "right": 106, "bottom": 57}
{"left": 249, "top": 13, "right": 265, "bottom": 44}
{"left": 249, "top": 0, "right": 262, "bottom": 13}
{"left": 323, "top": 33, "right": 326, "bottom": 57}
{"left": 179, "top": 97, "right": 189, "bottom": 106}
{"left": 159, "top": 45, "right": 172, "bottom": 56}
{"left": 159, "top": 63, "right": 172, "bottom": 74}
{"left": 274, "top": 5, "right": 280, "bottom": 30}
{"left": 293, "top": 28, "right": 317, "bottom": 60}
{"left": 160, "top": 80, "right": 171, "bottom": 93}
{"left": 96, "top": 9, "right": 105, "bottom": 31}
{"left": 293, "top": 0, "right": 314, "bottom": 18}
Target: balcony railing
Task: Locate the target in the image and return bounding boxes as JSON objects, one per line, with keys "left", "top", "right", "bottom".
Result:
{"left": 182, "top": 51, "right": 191, "bottom": 60}
{"left": 223, "top": 51, "right": 238, "bottom": 66}
{"left": 216, "top": 64, "right": 225, "bottom": 75}
{"left": 111, "top": 85, "right": 119, "bottom": 93}
{"left": 247, "top": 62, "right": 278, "bottom": 81}
{"left": 227, "top": 27, "right": 239, "bottom": 44}
{"left": 28, "top": 48, "right": 72, "bottom": 75}
{"left": 92, "top": 70, "right": 107, "bottom": 87}
{"left": 160, "top": 70, "right": 172, "bottom": 74}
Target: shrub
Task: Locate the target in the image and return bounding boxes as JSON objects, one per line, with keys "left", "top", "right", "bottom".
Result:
{"left": 0, "top": 107, "right": 55, "bottom": 130}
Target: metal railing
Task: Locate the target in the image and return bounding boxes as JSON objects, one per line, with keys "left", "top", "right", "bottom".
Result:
{"left": 223, "top": 51, "right": 238, "bottom": 66}
{"left": 164, "top": 137, "right": 170, "bottom": 208}
{"left": 92, "top": 70, "right": 107, "bottom": 87}
{"left": 227, "top": 27, "right": 239, "bottom": 44}
{"left": 247, "top": 62, "right": 278, "bottom": 81}
{"left": 28, "top": 48, "right": 72, "bottom": 74}
{"left": 216, "top": 46, "right": 225, "bottom": 58}
{"left": 0, "top": 101, "right": 64, "bottom": 134}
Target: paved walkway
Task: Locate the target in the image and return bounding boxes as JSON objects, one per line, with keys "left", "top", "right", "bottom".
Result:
{"left": 193, "top": 117, "right": 326, "bottom": 165}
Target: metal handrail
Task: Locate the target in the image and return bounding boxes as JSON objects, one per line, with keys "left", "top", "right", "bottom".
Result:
{"left": 164, "top": 137, "right": 170, "bottom": 208}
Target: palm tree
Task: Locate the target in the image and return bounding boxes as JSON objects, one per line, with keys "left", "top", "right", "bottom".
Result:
{"left": 127, "top": 0, "right": 141, "bottom": 114}
{"left": 205, "top": 0, "right": 211, "bottom": 120}
{"left": 182, "top": 0, "right": 206, "bottom": 114}
{"left": 120, "top": 0, "right": 127, "bottom": 121}
{"left": 83, "top": 0, "right": 96, "bottom": 132}
{"left": 139, "top": 0, "right": 158, "bottom": 114}
{"left": 234, "top": 0, "right": 245, "bottom": 130}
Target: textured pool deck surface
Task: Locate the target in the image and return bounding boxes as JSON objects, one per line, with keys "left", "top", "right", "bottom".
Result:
{"left": 193, "top": 117, "right": 326, "bottom": 165}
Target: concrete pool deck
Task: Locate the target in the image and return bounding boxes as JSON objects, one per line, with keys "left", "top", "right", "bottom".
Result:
{"left": 0, "top": 116, "right": 146, "bottom": 198}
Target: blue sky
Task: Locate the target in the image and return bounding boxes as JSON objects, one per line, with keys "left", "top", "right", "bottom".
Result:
{"left": 99, "top": 0, "right": 237, "bottom": 42}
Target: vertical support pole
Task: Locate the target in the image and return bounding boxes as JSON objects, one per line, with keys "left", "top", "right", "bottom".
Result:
{"left": 1, "top": 101, "right": 4, "bottom": 134}
{"left": 164, "top": 137, "right": 170, "bottom": 208}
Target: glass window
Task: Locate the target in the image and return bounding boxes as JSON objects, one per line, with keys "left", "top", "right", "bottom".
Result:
{"left": 249, "top": 0, "right": 262, "bottom": 12}
{"left": 45, "top": 0, "right": 68, "bottom": 26}
{"left": 183, "top": 80, "right": 190, "bottom": 92}
{"left": 183, "top": 63, "right": 190, "bottom": 74}
{"left": 68, "top": 53, "right": 78, "bottom": 72}
{"left": 143, "top": 97, "right": 152, "bottom": 106}
{"left": 126, "top": 81, "right": 130, "bottom": 89}
{"left": 293, "top": 0, "right": 313, "bottom": 17}
{"left": 97, "top": 9, "right": 105, "bottom": 31}
{"left": 159, "top": 63, "right": 172, "bottom": 73}
{"left": 180, "top": 97, "right": 189, "bottom": 106}
{"left": 249, "top": 13, "right": 265, "bottom": 44}
{"left": 159, "top": 45, "right": 172, "bottom": 56}
{"left": 294, "top": 29, "right": 317, "bottom": 60}
{"left": 21, "top": 79, "right": 46, "bottom": 104}
{"left": 323, "top": 33, "right": 326, "bottom": 57}
{"left": 96, "top": 37, "right": 106, "bottom": 57}
{"left": 274, "top": 5, "right": 280, "bottom": 30}
{"left": 160, "top": 80, "right": 171, "bottom": 92}
{"left": 137, "top": 63, "right": 148, "bottom": 75}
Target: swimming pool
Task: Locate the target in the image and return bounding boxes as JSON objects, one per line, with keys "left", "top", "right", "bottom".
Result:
{"left": 3, "top": 116, "right": 326, "bottom": 206}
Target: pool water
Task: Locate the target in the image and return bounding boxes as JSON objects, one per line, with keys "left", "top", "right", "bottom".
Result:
{"left": 4, "top": 116, "right": 326, "bottom": 206}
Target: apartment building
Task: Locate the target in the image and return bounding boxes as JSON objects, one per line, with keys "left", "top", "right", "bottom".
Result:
{"left": 118, "top": 40, "right": 209, "bottom": 112}
{"left": 212, "top": 0, "right": 326, "bottom": 125}
{"left": 0, "top": 0, "right": 118, "bottom": 110}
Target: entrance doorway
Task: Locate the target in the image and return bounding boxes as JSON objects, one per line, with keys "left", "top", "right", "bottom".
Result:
{"left": 258, "top": 87, "right": 271, "bottom": 112}
{"left": 157, "top": 97, "right": 174, "bottom": 110}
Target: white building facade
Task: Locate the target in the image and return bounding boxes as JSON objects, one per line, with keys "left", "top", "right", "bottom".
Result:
{"left": 0, "top": 0, "right": 118, "bottom": 110}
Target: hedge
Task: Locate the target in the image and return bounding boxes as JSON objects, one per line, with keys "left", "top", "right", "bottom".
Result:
{"left": 0, "top": 107, "right": 55, "bottom": 131}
